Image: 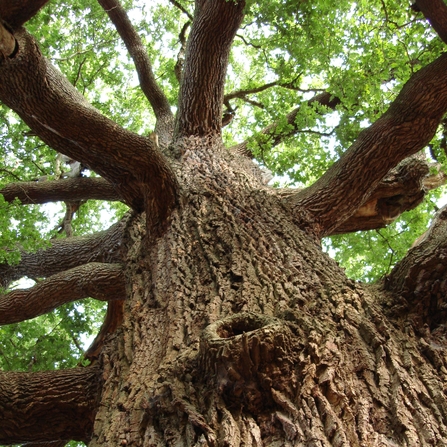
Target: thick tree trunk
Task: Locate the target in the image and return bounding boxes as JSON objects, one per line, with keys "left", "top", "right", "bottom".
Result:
{"left": 87, "top": 142, "right": 447, "bottom": 446}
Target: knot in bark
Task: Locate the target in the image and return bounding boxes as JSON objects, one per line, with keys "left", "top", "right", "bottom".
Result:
{"left": 199, "top": 312, "right": 298, "bottom": 414}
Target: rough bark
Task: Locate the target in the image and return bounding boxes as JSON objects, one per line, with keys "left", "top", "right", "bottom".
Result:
{"left": 0, "top": 177, "right": 121, "bottom": 205}
{"left": 87, "top": 143, "right": 447, "bottom": 446}
{"left": 2, "top": 1, "right": 447, "bottom": 445}
{"left": 175, "top": 0, "right": 245, "bottom": 137}
{"left": 286, "top": 53, "right": 447, "bottom": 237}
{"left": 0, "top": 263, "right": 125, "bottom": 324}
{"left": 385, "top": 204, "right": 447, "bottom": 329}
{"left": 0, "top": 218, "right": 127, "bottom": 288}
{"left": 0, "top": 0, "right": 48, "bottom": 30}
{"left": 0, "top": 366, "right": 101, "bottom": 445}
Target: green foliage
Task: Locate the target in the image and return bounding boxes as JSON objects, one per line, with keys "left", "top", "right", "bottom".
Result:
{"left": 0, "top": 299, "right": 106, "bottom": 372}
{"left": 0, "top": 7, "right": 446, "bottom": 445}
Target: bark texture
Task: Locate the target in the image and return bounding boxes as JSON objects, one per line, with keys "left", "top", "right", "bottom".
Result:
{"left": 175, "top": 0, "right": 245, "bottom": 137}
{"left": 385, "top": 205, "right": 447, "bottom": 329}
{"left": 0, "top": 177, "right": 121, "bottom": 205}
{"left": 0, "top": 263, "right": 125, "bottom": 324}
{"left": 87, "top": 142, "right": 447, "bottom": 446}
{"left": 0, "top": 217, "right": 127, "bottom": 288}
{"left": 0, "top": 366, "right": 101, "bottom": 444}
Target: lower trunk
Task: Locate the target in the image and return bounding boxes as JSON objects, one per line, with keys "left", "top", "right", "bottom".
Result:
{"left": 90, "top": 147, "right": 447, "bottom": 446}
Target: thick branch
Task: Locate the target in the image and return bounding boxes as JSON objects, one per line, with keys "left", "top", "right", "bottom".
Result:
{"left": 1, "top": 177, "right": 121, "bottom": 205}
{"left": 97, "top": 0, "right": 174, "bottom": 145}
{"left": 0, "top": 263, "right": 125, "bottom": 324}
{"left": 329, "top": 157, "right": 441, "bottom": 234}
{"left": 230, "top": 92, "right": 340, "bottom": 158}
{"left": 175, "top": 0, "right": 245, "bottom": 137}
{"left": 0, "top": 218, "right": 127, "bottom": 288}
{"left": 414, "top": 0, "right": 447, "bottom": 45}
{"left": 0, "top": 0, "right": 48, "bottom": 30}
{"left": 385, "top": 205, "right": 447, "bottom": 327}
{"left": 285, "top": 53, "right": 447, "bottom": 237}
{"left": 0, "top": 366, "right": 101, "bottom": 444}
{"left": 0, "top": 29, "right": 178, "bottom": 220}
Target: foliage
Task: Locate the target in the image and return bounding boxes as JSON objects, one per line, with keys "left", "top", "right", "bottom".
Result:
{"left": 0, "top": 4, "right": 447, "bottom": 434}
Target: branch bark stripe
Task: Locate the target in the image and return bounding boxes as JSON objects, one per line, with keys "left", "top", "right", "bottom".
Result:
{"left": 0, "top": 263, "right": 125, "bottom": 324}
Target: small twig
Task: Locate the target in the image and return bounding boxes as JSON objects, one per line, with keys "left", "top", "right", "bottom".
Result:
{"left": 169, "top": 0, "right": 193, "bottom": 21}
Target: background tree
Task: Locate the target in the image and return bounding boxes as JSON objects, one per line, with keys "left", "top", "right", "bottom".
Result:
{"left": 1, "top": 0, "right": 447, "bottom": 445}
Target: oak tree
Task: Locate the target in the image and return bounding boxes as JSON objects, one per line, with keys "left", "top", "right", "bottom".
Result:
{"left": 2, "top": 0, "right": 447, "bottom": 445}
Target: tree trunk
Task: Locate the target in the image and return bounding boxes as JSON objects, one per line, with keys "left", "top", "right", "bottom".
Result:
{"left": 88, "top": 141, "right": 447, "bottom": 446}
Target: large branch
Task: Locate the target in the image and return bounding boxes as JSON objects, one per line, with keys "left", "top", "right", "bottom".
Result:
{"left": 0, "top": 177, "right": 121, "bottom": 205}
{"left": 0, "top": 366, "right": 101, "bottom": 445}
{"left": 414, "top": 0, "right": 447, "bottom": 45}
{"left": 97, "top": 0, "right": 174, "bottom": 146}
{"left": 174, "top": 0, "right": 245, "bottom": 137}
{"left": 0, "top": 218, "right": 127, "bottom": 288}
{"left": 0, "top": 0, "right": 48, "bottom": 30}
{"left": 283, "top": 53, "right": 447, "bottom": 238}
{"left": 0, "top": 263, "right": 125, "bottom": 324}
{"left": 230, "top": 92, "right": 340, "bottom": 158}
{"left": 328, "top": 157, "right": 445, "bottom": 234}
{"left": 384, "top": 205, "right": 447, "bottom": 328}
{"left": 0, "top": 28, "right": 178, "bottom": 222}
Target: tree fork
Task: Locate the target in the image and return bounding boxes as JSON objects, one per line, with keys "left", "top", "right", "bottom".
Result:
{"left": 0, "top": 263, "right": 125, "bottom": 324}
{"left": 0, "top": 366, "right": 101, "bottom": 445}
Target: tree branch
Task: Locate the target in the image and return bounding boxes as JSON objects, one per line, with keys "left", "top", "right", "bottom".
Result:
{"left": 1, "top": 177, "right": 121, "bottom": 205}
{"left": 0, "top": 29, "right": 178, "bottom": 222}
{"left": 414, "top": 0, "right": 447, "bottom": 45}
{"left": 0, "top": 217, "right": 127, "bottom": 288}
{"left": 175, "top": 0, "right": 245, "bottom": 137}
{"left": 0, "top": 0, "right": 48, "bottom": 30}
{"left": 0, "top": 263, "right": 125, "bottom": 324}
{"left": 97, "top": 0, "right": 174, "bottom": 146}
{"left": 169, "top": 0, "right": 193, "bottom": 21}
{"left": 230, "top": 92, "right": 340, "bottom": 158}
{"left": 284, "top": 53, "right": 447, "bottom": 238}
{"left": 0, "top": 366, "right": 101, "bottom": 445}
{"left": 384, "top": 205, "right": 447, "bottom": 328}
{"left": 328, "top": 157, "right": 444, "bottom": 234}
